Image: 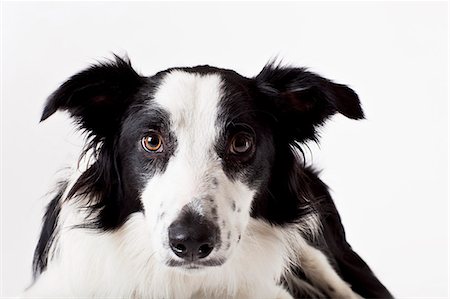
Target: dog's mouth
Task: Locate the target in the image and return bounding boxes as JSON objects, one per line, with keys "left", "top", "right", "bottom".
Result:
{"left": 166, "top": 258, "right": 226, "bottom": 270}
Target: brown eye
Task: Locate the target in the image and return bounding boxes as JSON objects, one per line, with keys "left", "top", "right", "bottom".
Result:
{"left": 142, "top": 132, "right": 163, "bottom": 152}
{"left": 229, "top": 133, "right": 254, "bottom": 155}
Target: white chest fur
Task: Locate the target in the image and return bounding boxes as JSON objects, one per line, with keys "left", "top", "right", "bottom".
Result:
{"left": 26, "top": 210, "right": 292, "bottom": 299}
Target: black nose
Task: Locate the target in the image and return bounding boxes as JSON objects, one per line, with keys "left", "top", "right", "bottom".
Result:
{"left": 168, "top": 209, "right": 219, "bottom": 261}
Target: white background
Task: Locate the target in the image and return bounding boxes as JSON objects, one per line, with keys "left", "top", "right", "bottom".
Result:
{"left": 1, "top": 2, "right": 448, "bottom": 298}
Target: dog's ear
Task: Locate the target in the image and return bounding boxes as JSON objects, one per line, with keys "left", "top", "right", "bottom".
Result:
{"left": 41, "top": 56, "right": 145, "bottom": 137}
{"left": 255, "top": 63, "right": 364, "bottom": 142}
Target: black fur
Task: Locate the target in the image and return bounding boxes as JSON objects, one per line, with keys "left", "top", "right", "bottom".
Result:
{"left": 255, "top": 63, "right": 364, "bottom": 143}
{"left": 41, "top": 55, "right": 146, "bottom": 136}
{"left": 35, "top": 56, "right": 392, "bottom": 297}
{"left": 33, "top": 181, "right": 67, "bottom": 277}
{"left": 281, "top": 167, "right": 393, "bottom": 298}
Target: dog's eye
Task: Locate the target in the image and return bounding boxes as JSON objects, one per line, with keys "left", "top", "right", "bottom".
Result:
{"left": 142, "top": 131, "right": 163, "bottom": 152}
{"left": 229, "top": 133, "right": 254, "bottom": 155}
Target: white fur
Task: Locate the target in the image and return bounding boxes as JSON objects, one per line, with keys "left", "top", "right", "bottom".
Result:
{"left": 26, "top": 205, "right": 288, "bottom": 298}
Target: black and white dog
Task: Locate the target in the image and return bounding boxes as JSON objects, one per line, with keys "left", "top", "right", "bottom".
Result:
{"left": 26, "top": 56, "right": 392, "bottom": 298}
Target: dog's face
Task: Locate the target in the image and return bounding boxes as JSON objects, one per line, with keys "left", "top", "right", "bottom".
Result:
{"left": 42, "top": 57, "right": 363, "bottom": 271}
{"left": 119, "top": 70, "right": 276, "bottom": 269}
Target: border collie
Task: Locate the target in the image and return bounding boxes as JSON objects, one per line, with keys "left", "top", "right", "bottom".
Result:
{"left": 25, "top": 56, "right": 392, "bottom": 298}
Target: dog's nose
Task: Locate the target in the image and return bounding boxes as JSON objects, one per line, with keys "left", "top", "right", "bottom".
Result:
{"left": 168, "top": 209, "right": 218, "bottom": 261}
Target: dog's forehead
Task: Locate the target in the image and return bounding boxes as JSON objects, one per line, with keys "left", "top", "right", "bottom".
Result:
{"left": 153, "top": 71, "right": 223, "bottom": 125}
{"left": 152, "top": 70, "right": 224, "bottom": 144}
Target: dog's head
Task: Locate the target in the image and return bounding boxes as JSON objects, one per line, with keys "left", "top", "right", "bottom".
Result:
{"left": 42, "top": 56, "right": 363, "bottom": 271}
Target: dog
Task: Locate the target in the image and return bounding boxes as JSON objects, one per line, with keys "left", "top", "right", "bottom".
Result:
{"left": 24, "top": 56, "right": 392, "bottom": 298}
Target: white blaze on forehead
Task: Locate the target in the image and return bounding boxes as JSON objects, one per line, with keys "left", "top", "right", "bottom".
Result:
{"left": 154, "top": 70, "right": 223, "bottom": 151}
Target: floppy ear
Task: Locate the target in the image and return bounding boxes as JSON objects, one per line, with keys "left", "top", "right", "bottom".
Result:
{"left": 41, "top": 56, "right": 145, "bottom": 137}
{"left": 255, "top": 63, "right": 364, "bottom": 142}
{"left": 41, "top": 56, "right": 145, "bottom": 229}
